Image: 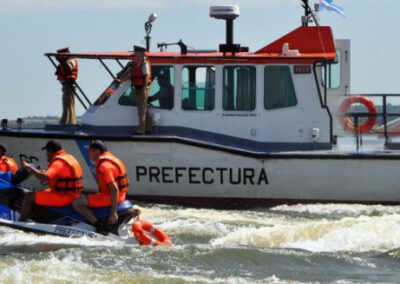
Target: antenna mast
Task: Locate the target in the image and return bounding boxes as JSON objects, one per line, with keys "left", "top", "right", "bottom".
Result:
{"left": 301, "top": 0, "right": 320, "bottom": 26}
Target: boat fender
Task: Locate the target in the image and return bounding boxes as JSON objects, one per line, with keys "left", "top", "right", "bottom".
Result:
{"left": 339, "top": 95, "right": 377, "bottom": 134}
{"left": 132, "top": 219, "right": 171, "bottom": 246}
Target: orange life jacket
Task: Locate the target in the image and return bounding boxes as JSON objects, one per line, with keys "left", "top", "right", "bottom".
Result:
{"left": 48, "top": 151, "right": 83, "bottom": 192}
{"left": 95, "top": 152, "right": 129, "bottom": 193}
{"left": 131, "top": 60, "right": 152, "bottom": 87}
{"left": 0, "top": 155, "right": 18, "bottom": 174}
{"left": 57, "top": 58, "right": 79, "bottom": 82}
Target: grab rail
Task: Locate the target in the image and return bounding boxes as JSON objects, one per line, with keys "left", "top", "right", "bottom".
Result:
{"left": 343, "top": 94, "right": 400, "bottom": 150}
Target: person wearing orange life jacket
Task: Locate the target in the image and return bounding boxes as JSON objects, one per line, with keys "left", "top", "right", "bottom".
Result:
{"left": 55, "top": 47, "right": 78, "bottom": 125}
{"left": 19, "top": 140, "right": 83, "bottom": 221}
{"left": 132, "top": 45, "right": 153, "bottom": 135}
{"left": 73, "top": 140, "right": 129, "bottom": 235}
{"left": 0, "top": 143, "right": 18, "bottom": 174}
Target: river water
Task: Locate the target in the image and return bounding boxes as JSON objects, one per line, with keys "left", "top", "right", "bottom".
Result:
{"left": 1, "top": 203, "right": 400, "bottom": 283}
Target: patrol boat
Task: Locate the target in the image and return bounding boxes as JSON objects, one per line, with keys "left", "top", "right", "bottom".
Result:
{"left": 1, "top": 2, "right": 400, "bottom": 207}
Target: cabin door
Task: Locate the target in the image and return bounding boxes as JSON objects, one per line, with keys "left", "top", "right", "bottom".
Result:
{"left": 320, "top": 39, "right": 351, "bottom": 137}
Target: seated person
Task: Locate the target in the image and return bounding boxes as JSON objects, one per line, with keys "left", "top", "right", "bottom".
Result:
{"left": 0, "top": 143, "right": 18, "bottom": 174}
{"left": 182, "top": 98, "right": 197, "bottom": 110}
{"left": 19, "top": 140, "right": 83, "bottom": 221}
{"left": 148, "top": 74, "right": 174, "bottom": 109}
{"left": 73, "top": 140, "right": 129, "bottom": 234}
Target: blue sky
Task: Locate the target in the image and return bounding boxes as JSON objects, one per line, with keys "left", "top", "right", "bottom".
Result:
{"left": 0, "top": 0, "right": 399, "bottom": 119}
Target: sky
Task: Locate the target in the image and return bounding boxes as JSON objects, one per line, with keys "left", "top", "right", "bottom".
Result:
{"left": 0, "top": 0, "right": 399, "bottom": 120}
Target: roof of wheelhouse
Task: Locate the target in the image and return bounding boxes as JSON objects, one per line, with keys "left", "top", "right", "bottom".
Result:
{"left": 45, "top": 26, "right": 336, "bottom": 64}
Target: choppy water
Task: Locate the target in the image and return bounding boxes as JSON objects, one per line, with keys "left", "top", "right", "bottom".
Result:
{"left": 1, "top": 203, "right": 400, "bottom": 283}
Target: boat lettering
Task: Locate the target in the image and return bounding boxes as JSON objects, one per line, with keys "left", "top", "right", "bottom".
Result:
{"left": 221, "top": 113, "right": 257, "bottom": 117}
{"left": 54, "top": 226, "right": 94, "bottom": 237}
{"left": 293, "top": 65, "right": 311, "bottom": 74}
{"left": 136, "top": 166, "right": 268, "bottom": 185}
{"left": 19, "top": 154, "right": 40, "bottom": 169}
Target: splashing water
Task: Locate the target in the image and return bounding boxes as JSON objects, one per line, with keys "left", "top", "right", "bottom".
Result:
{"left": 1, "top": 203, "right": 400, "bottom": 283}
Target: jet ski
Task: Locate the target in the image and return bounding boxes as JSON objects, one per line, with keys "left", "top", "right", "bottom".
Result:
{"left": 0, "top": 168, "right": 140, "bottom": 243}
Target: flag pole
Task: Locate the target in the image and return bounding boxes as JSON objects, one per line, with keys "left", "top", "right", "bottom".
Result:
{"left": 301, "top": 0, "right": 320, "bottom": 26}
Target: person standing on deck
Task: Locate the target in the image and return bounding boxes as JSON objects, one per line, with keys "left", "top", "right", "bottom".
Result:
{"left": 0, "top": 143, "right": 18, "bottom": 174}
{"left": 55, "top": 47, "right": 78, "bottom": 125}
{"left": 132, "top": 45, "right": 153, "bottom": 134}
{"left": 73, "top": 140, "right": 130, "bottom": 235}
{"left": 19, "top": 140, "right": 83, "bottom": 221}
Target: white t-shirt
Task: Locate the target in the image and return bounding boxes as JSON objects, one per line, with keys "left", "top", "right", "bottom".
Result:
{"left": 141, "top": 60, "right": 150, "bottom": 75}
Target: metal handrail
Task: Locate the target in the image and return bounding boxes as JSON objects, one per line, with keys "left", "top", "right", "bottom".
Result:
{"left": 46, "top": 55, "right": 91, "bottom": 109}
{"left": 342, "top": 93, "right": 400, "bottom": 150}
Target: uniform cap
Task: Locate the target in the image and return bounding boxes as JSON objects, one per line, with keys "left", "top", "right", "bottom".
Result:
{"left": 41, "top": 139, "right": 62, "bottom": 152}
{"left": 133, "top": 45, "right": 146, "bottom": 52}
{"left": 89, "top": 140, "right": 107, "bottom": 153}
{"left": 57, "top": 47, "right": 70, "bottom": 53}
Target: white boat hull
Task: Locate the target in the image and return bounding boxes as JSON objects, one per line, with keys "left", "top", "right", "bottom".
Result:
{"left": 2, "top": 135, "right": 400, "bottom": 206}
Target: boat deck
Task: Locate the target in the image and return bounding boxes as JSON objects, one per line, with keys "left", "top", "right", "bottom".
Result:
{"left": 2, "top": 125, "right": 400, "bottom": 159}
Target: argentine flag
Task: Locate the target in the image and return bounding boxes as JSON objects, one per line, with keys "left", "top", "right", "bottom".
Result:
{"left": 319, "top": 0, "right": 345, "bottom": 17}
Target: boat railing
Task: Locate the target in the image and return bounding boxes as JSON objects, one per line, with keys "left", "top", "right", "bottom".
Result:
{"left": 343, "top": 94, "right": 400, "bottom": 150}
{"left": 46, "top": 55, "right": 92, "bottom": 110}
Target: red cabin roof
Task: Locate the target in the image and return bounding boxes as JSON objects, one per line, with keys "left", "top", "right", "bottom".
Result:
{"left": 45, "top": 26, "right": 336, "bottom": 64}
{"left": 255, "top": 26, "right": 336, "bottom": 59}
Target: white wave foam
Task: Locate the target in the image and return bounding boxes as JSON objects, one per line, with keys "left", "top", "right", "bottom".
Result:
{"left": 136, "top": 206, "right": 285, "bottom": 242}
{"left": 160, "top": 218, "right": 231, "bottom": 237}
{"left": 0, "top": 247, "right": 292, "bottom": 284}
{"left": 0, "top": 227, "right": 120, "bottom": 249}
{"left": 141, "top": 206, "right": 274, "bottom": 224}
{"left": 0, "top": 252, "right": 135, "bottom": 283}
{"left": 271, "top": 203, "right": 400, "bottom": 217}
{"left": 211, "top": 214, "right": 400, "bottom": 253}
{"left": 138, "top": 205, "right": 284, "bottom": 235}
{"left": 132, "top": 272, "right": 289, "bottom": 284}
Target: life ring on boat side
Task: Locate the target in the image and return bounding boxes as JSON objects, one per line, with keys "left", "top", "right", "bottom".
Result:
{"left": 339, "top": 95, "right": 377, "bottom": 134}
{"left": 132, "top": 219, "right": 171, "bottom": 246}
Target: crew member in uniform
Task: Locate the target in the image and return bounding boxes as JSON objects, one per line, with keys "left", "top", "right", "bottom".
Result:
{"left": 19, "top": 140, "right": 83, "bottom": 221}
{"left": 55, "top": 47, "right": 79, "bottom": 125}
{"left": 0, "top": 143, "right": 18, "bottom": 174}
{"left": 73, "top": 140, "right": 129, "bottom": 234}
{"left": 132, "top": 45, "right": 153, "bottom": 134}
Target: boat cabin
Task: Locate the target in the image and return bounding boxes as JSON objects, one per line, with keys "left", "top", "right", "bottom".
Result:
{"left": 44, "top": 5, "right": 352, "bottom": 153}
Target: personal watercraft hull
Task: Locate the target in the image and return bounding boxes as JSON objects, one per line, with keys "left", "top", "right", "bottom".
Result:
{"left": 0, "top": 171, "right": 138, "bottom": 243}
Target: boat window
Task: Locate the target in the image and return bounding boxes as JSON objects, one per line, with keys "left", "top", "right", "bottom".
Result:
{"left": 148, "top": 66, "right": 174, "bottom": 109}
{"left": 118, "top": 86, "right": 138, "bottom": 106}
{"left": 223, "top": 66, "right": 256, "bottom": 111}
{"left": 119, "top": 65, "right": 174, "bottom": 108}
{"left": 182, "top": 66, "right": 215, "bottom": 111}
{"left": 322, "top": 49, "right": 341, "bottom": 89}
{"left": 264, "top": 66, "right": 297, "bottom": 110}
{"left": 94, "top": 79, "right": 120, "bottom": 106}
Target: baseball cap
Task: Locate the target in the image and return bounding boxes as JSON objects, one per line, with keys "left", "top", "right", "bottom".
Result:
{"left": 89, "top": 140, "right": 107, "bottom": 153}
{"left": 41, "top": 139, "right": 62, "bottom": 152}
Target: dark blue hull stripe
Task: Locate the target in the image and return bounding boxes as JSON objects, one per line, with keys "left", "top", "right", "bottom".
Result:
{"left": 2, "top": 124, "right": 331, "bottom": 154}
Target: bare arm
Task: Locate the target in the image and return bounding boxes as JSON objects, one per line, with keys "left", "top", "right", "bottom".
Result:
{"left": 108, "top": 182, "right": 119, "bottom": 224}
{"left": 22, "top": 161, "right": 48, "bottom": 182}
{"left": 143, "top": 74, "right": 149, "bottom": 87}
{"left": 148, "top": 88, "right": 165, "bottom": 102}
{"left": 142, "top": 60, "right": 150, "bottom": 86}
